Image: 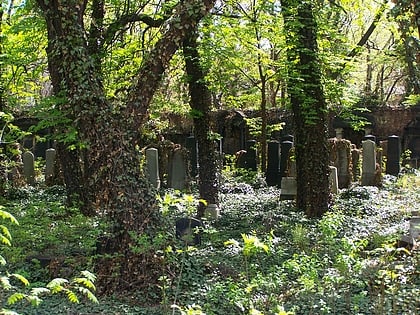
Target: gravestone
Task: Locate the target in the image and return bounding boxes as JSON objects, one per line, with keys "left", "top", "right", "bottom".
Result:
{"left": 146, "top": 148, "right": 161, "bottom": 189}
{"left": 336, "top": 140, "right": 351, "bottom": 188}
{"left": 45, "top": 148, "right": 56, "bottom": 186}
{"left": 279, "top": 140, "right": 293, "bottom": 180}
{"left": 239, "top": 140, "right": 257, "bottom": 171}
{"left": 281, "top": 134, "right": 294, "bottom": 143}
{"left": 175, "top": 217, "right": 204, "bottom": 245}
{"left": 335, "top": 128, "right": 343, "bottom": 139}
{"left": 266, "top": 140, "right": 280, "bottom": 186}
{"left": 361, "top": 140, "right": 376, "bottom": 186}
{"left": 386, "top": 135, "right": 401, "bottom": 176}
{"left": 185, "top": 136, "right": 198, "bottom": 177}
{"left": 168, "top": 149, "right": 187, "bottom": 190}
{"left": 280, "top": 177, "right": 296, "bottom": 200}
{"left": 351, "top": 145, "right": 361, "bottom": 181}
{"left": 204, "top": 204, "right": 220, "bottom": 220}
{"left": 329, "top": 166, "right": 339, "bottom": 194}
{"left": 363, "top": 134, "right": 376, "bottom": 143}
{"left": 22, "top": 151, "right": 35, "bottom": 185}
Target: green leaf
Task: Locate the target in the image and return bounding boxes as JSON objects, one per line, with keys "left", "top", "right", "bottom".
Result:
{"left": 11, "top": 273, "right": 29, "bottom": 286}
{"left": 7, "top": 293, "right": 26, "bottom": 305}
{"left": 0, "top": 276, "right": 12, "bottom": 290}
{"left": 65, "top": 289, "right": 79, "bottom": 304}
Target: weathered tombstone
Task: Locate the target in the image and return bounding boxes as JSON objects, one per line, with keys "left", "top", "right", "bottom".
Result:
{"left": 185, "top": 136, "right": 198, "bottom": 177}
{"left": 279, "top": 140, "right": 293, "bottom": 181}
{"left": 146, "top": 148, "right": 161, "bottom": 189}
{"left": 329, "top": 166, "right": 339, "bottom": 194}
{"left": 168, "top": 149, "right": 187, "bottom": 190}
{"left": 361, "top": 140, "right": 376, "bottom": 186}
{"left": 386, "top": 135, "right": 401, "bottom": 176}
{"left": 45, "top": 148, "right": 56, "bottom": 186}
{"left": 243, "top": 140, "right": 257, "bottom": 171}
{"left": 335, "top": 128, "right": 343, "bottom": 139}
{"left": 22, "top": 151, "right": 35, "bottom": 185}
{"left": 336, "top": 140, "right": 351, "bottom": 188}
{"left": 281, "top": 134, "right": 294, "bottom": 143}
{"left": 280, "top": 177, "right": 296, "bottom": 200}
{"left": 351, "top": 145, "right": 361, "bottom": 181}
{"left": 266, "top": 140, "right": 280, "bottom": 186}
{"left": 363, "top": 134, "right": 376, "bottom": 143}
{"left": 204, "top": 204, "right": 220, "bottom": 220}
{"left": 175, "top": 217, "right": 204, "bottom": 245}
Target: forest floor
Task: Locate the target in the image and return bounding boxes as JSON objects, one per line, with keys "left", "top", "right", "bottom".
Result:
{"left": 1, "top": 169, "right": 419, "bottom": 314}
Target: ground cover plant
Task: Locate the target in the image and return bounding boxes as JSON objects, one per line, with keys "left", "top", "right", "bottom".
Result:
{"left": 0, "top": 169, "right": 419, "bottom": 314}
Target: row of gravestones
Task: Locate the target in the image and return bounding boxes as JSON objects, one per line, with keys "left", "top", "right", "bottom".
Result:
{"left": 277, "top": 133, "right": 403, "bottom": 199}
{"left": 19, "top": 133, "right": 403, "bottom": 192}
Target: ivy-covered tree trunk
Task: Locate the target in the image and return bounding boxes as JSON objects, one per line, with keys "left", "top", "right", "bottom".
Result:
{"left": 183, "top": 31, "right": 219, "bottom": 217}
{"left": 281, "top": 0, "right": 330, "bottom": 217}
{"left": 35, "top": 0, "right": 215, "bottom": 292}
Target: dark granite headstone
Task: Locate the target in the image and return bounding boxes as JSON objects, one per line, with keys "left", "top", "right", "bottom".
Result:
{"left": 175, "top": 217, "right": 204, "bottom": 245}
{"left": 386, "top": 135, "right": 401, "bottom": 176}
{"left": 266, "top": 140, "right": 280, "bottom": 186}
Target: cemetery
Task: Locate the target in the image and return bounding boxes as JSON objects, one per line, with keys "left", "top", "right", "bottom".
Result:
{"left": 1, "top": 0, "right": 420, "bottom": 314}
{"left": 0, "top": 111, "right": 419, "bottom": 314}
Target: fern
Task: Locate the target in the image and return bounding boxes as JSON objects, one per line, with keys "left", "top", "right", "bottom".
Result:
{"left": 11, "top": 274, "right": 29, "bottom": 286}
{"left": 46, "top": 278, "right": 68, "bottom": 291}
{"left": 65, "top": 289, "right": 79, "bottom": 304}
{"left": 0, "top": 225, "right": 12, "bottom": 241}
{"left": 76, "top": 287, "right": 99, "bottom": 303}
{"left": 0, "top": 235, "right": 11, "bottom": 246}
{"left": 30, "top": 287, "right": 50, "bottom": 296}
{"left": 0, "top": 276, "right": 11, "bottom": 290}
{"left": 27, "top": 295, "right": 43, "bottom": 307}
{"left": 0, "top": 256, "right": 6, "bottom": 266}
{"left": 73, "top": 277, "right": 96, "bottom": 290}
{"left": 80, "top": 270, "right": 96, "bottom": 282}
{"left": 7, "top": 293, "right": 25, "bottom": 305}
{"left": 0, "top": 208, "right": 19, "bottom": 225}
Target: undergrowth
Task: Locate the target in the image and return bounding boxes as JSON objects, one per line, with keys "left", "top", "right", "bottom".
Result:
{"left": 0, "top": 170, "right": 419, "bottom": 314}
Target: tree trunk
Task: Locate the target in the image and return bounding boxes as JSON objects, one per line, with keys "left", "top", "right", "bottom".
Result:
{"left": 282, "top": 0, "right": 330, "bottom": 217}
{"left": 36, "top": 0, "right": 216, "bottom": 292}
{"left": 183, "top": 31, "right": 219, "bottom": 218}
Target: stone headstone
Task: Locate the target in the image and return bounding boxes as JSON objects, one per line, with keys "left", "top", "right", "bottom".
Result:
{"left": 22, "top": 151, "right": 35, "bottom": 185}
{"left": 363, "top": 134, "right": 376, "bottom": 143}
{"left": 335, "top": 128, "right": 343, "bottom": 139}
{"left": 361, "top": 140, "right": 376, "bottom": 186}
{"left": 329, "top": 166, "right": 338, "bottom": 194}
{"left": 243, "top": 140, "right": 257, "bottom": 171}
{"left": 185, "top": 136, "right": 198, "bottom": 177}
{"left": 146, "top": 148, "right": 161, "bottom": 189}
{"left": 169, "top": 150, "right": 187, "bottom": 190}
{"left": 336, "top": 140, "right": 351, "bottom": 188}
{"left": 281, "top": 134, "right": 294, "bottom": 143}
{"left": 280, "top": 177, "right": 296, "bottom": 200}
{"left": 175, "top": 217, "right": 204, "bottom": 245}
{"left": 266, "top": 140, "right": 280, "bottom": 186}
{"left": 45, "top": 148, "right": 56, "bottom": 186}
{"left": 279, "top": 140, "right": 293, "bottom": 180}
{"left": 351, "top": 145, "right": 361, "bottom": 181}
{"left": 386, "top": 135, "right": 401, "bottom": 176}
{"left": 204, "top": 204, "right": 220, "bottom": 220}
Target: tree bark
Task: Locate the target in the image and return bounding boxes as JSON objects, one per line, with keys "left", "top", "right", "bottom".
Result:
{"left": 282, "top": 0, "right": 330, "bottom": 217}
{"left": 183, "top": 31, "right": 219, "bottom": 218}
